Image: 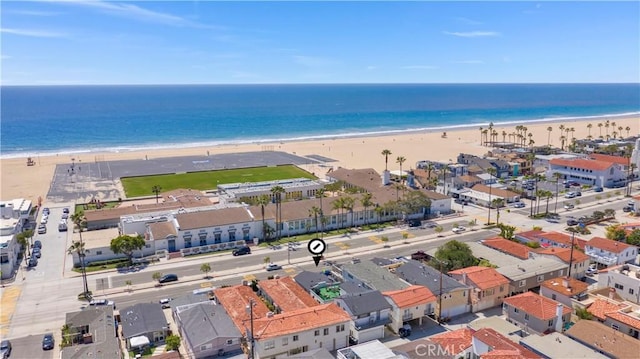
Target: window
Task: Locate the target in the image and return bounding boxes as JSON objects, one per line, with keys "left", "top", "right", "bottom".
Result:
{"left": 293, "top": 335, "right": 298, "bottom": 342}
{"left": 514, "top": 308, "right": 519, "bottom": 313}
{"left": 282, "top": 338, "right": 288, "bottom": 346}
{"left": 537, "top": 275, "right": 544, "bottom": 283}
{"left": 229, "top": 231, "right": 236, "bottom": 241}
{"left": 612, "top": 324, "right": 619, "bottom": 331}
{"left": 323, "top": 328, "right": 329, "bottom": 335}
{"left": 551, "top": 294, "right": 557, "bottom": 300}
{"left": 615, "top": 283, "right": 624, "bottom": 290}
{"left": 525, "top": 314, "right": 529, "bottom": 321}
{"left": 314, "top": 330, "right": 319, "bottom": 336}
{"left": 199, "top": 238, "right": 207, "bottom": 246}
{"left": 264, "top": 341, "right": 275, "bottom": 350}
{"left": 184, "top": 238, "right": 192, "bottom": 248}
{"left": 630, "top": 289, "right": 635, "bottom": 295}
{"left": 226, "top": 339, "right": 233, "bottom": 345}
{"left": 0, "top": 254, "right": 8, "bottom": 264}
{"left": 548, "top": 320, "right": 554, "bottom": 327}
{"left": 96, "top": 250, "right": 102, "bottom": 255}
{"left": 336, "top": 324, "right": 344, "bottom": 332}
{"left": 214, "top": 233, "right": 221, "bottom": 243}
{"left": 519, "top": 280, "right": 526, "bottom": 288}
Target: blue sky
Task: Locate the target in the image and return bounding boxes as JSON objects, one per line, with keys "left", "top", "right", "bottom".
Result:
{"left": 1, "top": 1, "right": 639, "bottom": 85}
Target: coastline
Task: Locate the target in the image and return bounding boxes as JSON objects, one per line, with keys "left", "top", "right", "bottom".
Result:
{"left": 1, "top": 116, "right": 638, "bottom": 203}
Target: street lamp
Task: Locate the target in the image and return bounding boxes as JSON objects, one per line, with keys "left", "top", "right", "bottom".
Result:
{"left": 245, "top": 299, "right": 255, "bottom": 359}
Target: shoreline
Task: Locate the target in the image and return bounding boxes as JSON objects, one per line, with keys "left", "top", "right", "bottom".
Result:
{"left": 1, "top": 111, "right": 638, "bottom": 160}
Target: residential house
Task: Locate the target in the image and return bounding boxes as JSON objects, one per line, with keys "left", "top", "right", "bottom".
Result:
{"left": 449, "top": 266, "right": 510, "bottom": 312}
{"left": 213, "top": 285, "right": 271, "bottom": 337}
{"left": 539, "top": 277, "right": 589, "bottom": 308}
{"left": 586, "top": 237, "right": 638, "bottom": 267}
{"left": 467, "top": 316, "right": 524, "bottom": 339}
{"left": 120, "top": 303, "right": 169, "bottom": 350}
{"left": 515, "top": 230, "right": 588, "bottom": 252}
{"left": 340, "top": 260, "right": 409, "bottom": 292}
{"left": 535, "top": 247, "right": 590, "bottom": 279}
{"left": 601, "top": 304, "right": 640, "bottom": 340}
{"left": 251, "top": 303, "right": 351, "bottom": 359}
{"left": 383, "top": 285, "right": 437, "bottom": 334}
{"left": 258, "top": 276, "right": 319, "bottom": 313}
{"left": 427, "top": 328, "right": 474, "bottom": 359}
{"left": 293, "top": 271, "right": 338, "bottom": 304}
{"left": 597, "top": 264, "right": 640, "bottom": 304}
{"left": 482, "top": 237, "right": 531, "bottom": 260}
{"left": 586, "top": 296, "right": 629, "bottom": 323}
{"left": 565, "top": 320, "right": 640, "bottom": 358}
{"left": 471, "top": 328, "right": 541, "bottom": 358}
{"left": 336, "top": 340, "right": 402, "bottom": 359}
{"left": 394, "top": 260, "right": 471, "bottom": 319}
{"left": 502, "top": 292, "right": 571, "bottom": 335}
{"left": 519, "top": 332, "right": 609, "bottom": 359}
{"left": 496, "top": 257, "right": 569, "bottom": 295}
{"left": 453, "top": 175, "right": 483, "bottom": 189}
{"left": 0, "top": 198, "right": 32, "bottom": 280}
{"left": 174, "top": 301, "right": 243, "bottom": 358}
{"left": 457, "top": 184, "right": 520, "bottom": 207}
{"left": 334, "top": 290, "right": 391, "bottom": 344}
{"left": 61, "top": 306, "right": 121, "bottom": 359}
{"left": 547, "top": 157, "right": 627, "bottom": 188}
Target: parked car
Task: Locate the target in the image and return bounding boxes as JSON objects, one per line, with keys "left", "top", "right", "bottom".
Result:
{"left": 28, "top": 257, "right": 38, "bottom": 268}
{"left": 564, "top": 204, "right": 575, "bottom": 210}
{"left": 158, "top": 274, "right": 178, "bottom": 283}
{"left": 575, "top": 191, "right": 582, "bottom": 197}
{"left": 513, "top": 202, "right": 526, "bottom": 208}
{"left": 265, "top": 263, "right": 283, "bottom": 271}
{"left": 33, "top": 240, "right": 42, "bottom": 249}
{"left": 564, "top": 192, "right": 576, "bottom": 199}
{"left": 628, "top": 200, "right": 636, "bottom": 207}
{"left": 62, "top": 213, "right": 69, "bottom": 220}
{"left": 570, "top": 181, "right": 580, "bottom": 187}
{"left": 0, "top": 340, "right": 11, "bottom": 359}
{"left": 159, "top": 298, "right": 173, "bottom": 309}
{"left": 586, "top": 264, "right": 598, "bottom": 276}
{"left": 42, "top": 208, "right": 50, "bottom": 215}
{"left": 89, "top": 299, "right": 115, "bottom": 308}
{"left": 407, "top": 219, "right": 422, "bottom": 227}
{"left": 58, "top": 221, "right": 68, "bottom": 232}
{"left": 452, "top": 226, "right": 466, "bottom": 234}
{"left": 37, "top": 224, "right": 47, "bottom": 234}
{"left": 623, "top": 206, "right": 633, "bottom": 213}
{"left": 63, "top": 207, "right": 70, "bottom": 214}
{"left": 42, "top": 334, "right": 54, "bottom": 351}
{"left": 40, "top": 216, "right": 48, "bottom": 224}
{"left": 232, "top": 246, "right": 251, "bottom": 256}
{"left": 32, "top": 248, "right": 41, "bottom": 258}
{"left": 567, "top": 219, "right": 579, "bottom": 226}
{"left": 594, "top": 186, "right": 603, "bottom": 192}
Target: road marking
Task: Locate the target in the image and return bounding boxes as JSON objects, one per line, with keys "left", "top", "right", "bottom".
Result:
{"left": 369, "top": 236, "right": 383, "bottom": 244}
{"left": 284, "top": 268, "right": 296, "bottom": 274}
{"left": 334, "top": 242, "right": 350, "bottom": 250}
{"left": 108, "top": 275, "right": 112, "bottom": 289}
{"left": 243, "top": 274, "right": 256, "bottom": 281}
{"left": 0, "top": 286, "right": 22, "bottom": 337}
{"left": 400, "top": 231, "right": 415, "bottom": 239}
{"left": 200, "top": 282, "right": 213, "bottom": 288}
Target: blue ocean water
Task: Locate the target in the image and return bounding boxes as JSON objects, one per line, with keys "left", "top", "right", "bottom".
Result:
{"left": 1, "top": 83, "right": 639, "bottom": 158}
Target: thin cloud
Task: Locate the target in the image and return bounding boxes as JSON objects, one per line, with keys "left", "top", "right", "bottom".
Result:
{"left": 443, "top": 31, "right": 501, "bottom": 38}
{"left": 1, "top": 28, "right": 66, "bottom": 38}
{"left": 366, "top": 66, "right": 378, "bottom": 71}
{"left": 454, "top": 60, "right": 484, "bottom": 64}
{"left": 1, "top": 55, "right": 11, "bottom": 60}
{"left": 455, "top": 17, "right": 482, "bottom": 25}
{"left": 293, "top": 55, "right": 336, "bottom": 67}
{"left": 7, "top": 9, "right": 63, "bottom": 16}
{"left": 401, "top": 65, "right": 438, "bottom": 70}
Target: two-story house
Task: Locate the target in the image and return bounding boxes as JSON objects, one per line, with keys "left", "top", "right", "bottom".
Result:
{"left": 383, "top": 285, "right": 436, "bottom": 334}
{"left": 394, "top": 260, "right": 471, "bottom": 319}
{"left": 0, "top": 198, "right": 32, "bottom": 280}
{"left": 503, "top": 292, "right": 572, "bottom": 335}
{"left": 471, "top": 327, "right": 541, "bottom": 359}
{"left": 547, "top": 157, "right": 627, "bottom": 188}
{"left": 449, "top": 266, "right": 510, "bottom": 312}
{"left": 535, "top": 247, "right": 590, "bottom": 279}
{"left": 334, "top": 290, "right": 391, "bottom": 344}
{"left": 586, "top": 237, "right": 638, "bottom": 268}
{"left": 539, "top": 277, "right": 589, "bottom": 308}
{"left": 340, "top": 260, "right": 409, "bottom": 292}
{"left": 258, "top": 276, "right": 319, "bottom": 313}
{"left": 597, "top": 264, "right": 640, "bottom": 304}
{"left": 496, "top": 257, "right": 569, "bottom": 296}
{"left": 61, "top": 306, "right": 121, "bottom": 359}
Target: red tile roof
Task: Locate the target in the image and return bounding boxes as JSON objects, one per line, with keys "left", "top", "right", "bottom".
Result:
{"left": 383, "top": 285, "right": 436, "bottom": 308}
{"left": 252, "top": 303, "right": 350, "bottom": 339}
{"left": 587, "top": 237, "right": 635, "bottom": 253}
{"left": 503, "top": 292, "right": 571, "bottom": 320}
{"left": 538, "top": 231, "right": 588, "bottom": 250}
{"left": 258, "top": 276, "right": 319, "bottom": 312}
{"left": 550, "top": 158, "right": 614, "bottom": 171}
{"left": 589, "top": 153, "right": 630, "bottom": 166}
{"left": 449, "top": 266, "right": 509, "bottom": 290}
{"left": 482, "top": 237, "right": 530, "bottom": 260}
{"left": 540, "top": 277, "right": 589, "bottom": 297}
{"left": 214, "top": 285, "right": 271, "bottom": 333}
{"left": 586, "top": 298, "right": 628, "bottom": 321}
{"left": 472, "top": 184, "right": 520, "bottom": 199}
{"left": 606, "top": 311, "right": 640, "bottom": 330}
{"left": 473, "top": 328, "right": 541, "bottom": 359}
{"left": 516, "top": 230, "right": 546, "bottom": 241}
{"left": 430, "top": 328, "right": 474, "bottom": 355}
{"left": 536, "top": 247, "right": 590, "bottom": 264}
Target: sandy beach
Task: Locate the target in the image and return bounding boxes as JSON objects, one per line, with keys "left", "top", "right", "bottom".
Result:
{"left": 1, "top": 117, "right": 638, "bottom": 203}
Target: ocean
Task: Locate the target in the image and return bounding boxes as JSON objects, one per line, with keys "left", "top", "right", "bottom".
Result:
{"left": 1, "top": 83, "right": 639, "bottom": 158}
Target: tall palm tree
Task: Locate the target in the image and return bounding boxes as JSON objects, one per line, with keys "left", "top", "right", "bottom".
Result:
{"left": 315, "top": 188, "right": 326, "bottom": 236}
{"left": 332, "top": 197, "right": 346, "bottom": 232}
{"left": 479, "top": 127, "right": 484, "bottom": 145}
{"left": 374, "top": 205, "right": 384, "bottom": 225}
{"left": 381, "top": 149, "right": 392, "bottom": 171}
{"left": 308, "top": 206, "right": 321, "bottom": 236}
{"left": 396, "top": 156, "right": 406, "bottom": 184}
{"left": 440, "top": 165, "right": 450, "bottom": 195}
{"left": 16, "top": 229, "right": 33, "bottom": 265}
{"left": 151, "top": 185, "right": 162, "bottom": 204}
{"left": 597, "top": 122, "right": 603, "bottom": 137}
{"left": 502, "top": 130, "right": 507, "bottom": 143}
{"left": 624, "top": 145, "right": 634, "bottom": 196}
{"left": 360, "top": 192, "right": 373, "bottom": 226}
{"left": 587, "top": 123, "right": 592, "bottom": 137}
{"left": 256, "top": 194, "right": 270, "bottom": 242}
{"left": 491, "top": 198, "right": 504, "bottom": 225}
{"left": 553, "top": 172, "right": 562, "bottom": 213}
{"left": 482, "top": 129, "right": 489, "bottom": 146}
{"left": 425, "top": 163, "right": 435, "bottom": 189}
{"left": 625, "top": 126, "right": 631, "bottom": 137}
{"left": 486, "top": 167, "right": 496, "bottom": 224}
{"left": 560, "top": 136, "right": 567, "bottom": 151}
{"left": 270, "top": 186, "right": 285, "bottom": 240}
{"left": 543, "top": 190, "right": 554, "bottom": 214}
{"left": 618, "top": 126, "right": 623, "bottom": 139}
{"left": 343, "top": 196, "right": 355, "bottom": 229}
{"left": 605, "top": 120, "right": 610, "bottom": 137}
{"left": 546, "top": 126, "right": 553, "bottom": 147}
{"left": 70, "top": 211, "right": 89, "bottom": 297}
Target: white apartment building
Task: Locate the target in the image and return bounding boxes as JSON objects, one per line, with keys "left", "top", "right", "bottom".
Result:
{"left": 598, "top": 264, "right": 640, "bottom": 304}
{"left": 217, "top": 178, "right": 325, "bottom": 205}
{"left": 585, "top": 237, "right": 638, "bottom": 267}
{"left": 547, "top": 157, "right": 627, "bottom": 188}
{"left": 0, "top": 198, "right": 32, "bottom": 280}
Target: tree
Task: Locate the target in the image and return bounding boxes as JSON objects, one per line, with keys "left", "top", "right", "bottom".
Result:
{"left": 152, "top": 271, "right": 163, "bottom": 282}
{"left": 575, "top": 306, "right": 593, "bottom": 320}
{"left": 434, "top": 226, "right": 444, "bottom": 237}
{"left": 151, "top": 185, "right": 162, "bottom": 204}
{"left": 200, "top": 263, "right": 212, "bottom": 279}
{"left": 165, "top": 335, "right": 181, "bottom": 352}
{"left": 360, "top": 192, "right": 373, "bottom": 226}
{"left": 603, "top": 208, "right": 616, "bottom": 218}
{"left": 491, "top": 198, "right": 505, "bottom": 225}
{"left": 16, "top": 229, "right": 33, "bottom": 260}
{"left": 256, "top": 194, "right": 270, "bottom": 242}
{"left": 270, "top": 186, "right": 285, "bottom": 240}
{"left": 605, "top": 225, "right": 627, "bottom": 242}
{"left": 332, "top": 197, "right": 346, "bottom": 231}
{"left": 432, "top": 240, "right": 479, "bottom": 271}
{"left": 316, "top": 188, "right": 326, "bottom": 234}
{"left": 553, "top": 172, "right": 562, "bottom": 213}
{"left": 587, "top": 123, "right": 592, "bottom": 137}
{"left": 70, "top": 211, "right": 89, "bottom": 296}
{"left": 398, "top": 190, "right": 432, "bottom": 218}
{"left": 486, "top": 167, "right": 497, "bottom": 224}
{"left": 308, "top": 206, "right": 321, "bottom": 236}
{"left": 263, "top": 256, "right": 271, "bottom": 264}
{"left": 381, "top": 149, "right": 392, "bottom": 171}
{"left": 125, "top": 280, "right": 132, "bottom": 292}
{"left": 497, "top": 223, "right": 516, "bottom": 240}
{"left": 627, "top": 229, "right": 640, "bottom": 246}
{"left": 110, "top": 234, "right": 145, "bottom": 264}
{"left": 396, "top": 156, "right": 406, "bottom": 183}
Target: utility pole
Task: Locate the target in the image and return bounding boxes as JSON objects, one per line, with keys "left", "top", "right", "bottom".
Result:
{"left": 433, "top": 258, "right": 448, "bottom": 323}
{"left": 246, "top": 299, "right": 255, "bottom": 359}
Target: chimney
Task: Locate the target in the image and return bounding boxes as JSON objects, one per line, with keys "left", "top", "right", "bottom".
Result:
{"left": 609, "top": 288, "right": 616, "bottom": 299}
{"left": 462, "top": 271, "right": 467, "bottom": 284}
{"left": 555, "top": 303, "right": 564, "bottom": 333}
{"left": 562, "top": 278, "right": 569, "bottom": 288}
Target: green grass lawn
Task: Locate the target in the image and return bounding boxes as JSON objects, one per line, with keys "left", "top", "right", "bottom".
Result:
{"left": 121, "top": 165, "right": 316, "bottom": 198}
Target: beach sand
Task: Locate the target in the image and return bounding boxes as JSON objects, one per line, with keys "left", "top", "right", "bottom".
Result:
{"left": 1, "top": 117, "right": 638, "bottom": 203}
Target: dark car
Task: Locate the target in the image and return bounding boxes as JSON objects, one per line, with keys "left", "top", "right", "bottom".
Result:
{"left": 63, "top": 207, "right": 70, "bottom": 214}
{"left": 28, "top": 257, "right": 38, "bottom": 268}
{"left": 159, "top": 274, "right": 178, "bottom": 283}
{"left": 33, "top": 240, "right": 42, "bottom": 249}
{"left": 594, "top": 186, "right": 603, "bottom": 192}
{"left": 0, "top": 340, "right": 11, "bottom": 359}
{"left": 567, "top": 219, "right": 579, "bottom": 226}
{"left": 42, "top": 333, "right": 54, "bottom": 350}
{"left": 32, "top": 248, "right": 41, "bottom": 258}
{"left": 232, "top": 246, "right": 251, "bottom": 256}
{"left": 623, "top": 206, "right": 633, "bottom": 213}
{"left": 407, "top": 219, "right": 422, "bottom": 228}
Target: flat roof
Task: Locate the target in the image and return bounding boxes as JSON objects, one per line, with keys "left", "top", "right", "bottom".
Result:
{"left": 520, "top": 332, "right": 608, "bottom": 359}
{"left": 79, "top": 227, "right": 122, "bottom": 249}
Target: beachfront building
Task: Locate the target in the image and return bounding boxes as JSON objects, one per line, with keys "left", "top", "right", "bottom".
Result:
{"left": 546, "top": 157, "right": 627, "bottom": 188}
{"left": 1, "top": 198, "right": 32, "bottom": 280}
{"left": 217, "top": 178, "right": 325, "bottom": 205}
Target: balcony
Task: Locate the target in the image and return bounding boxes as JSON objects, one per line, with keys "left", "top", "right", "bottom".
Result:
{"left": 585, "top": 251, "right": 618, "bottom": 265}
{"left": 402, "top": 313, "right": 413, "bottom": 321}
{"left": 354, "top": 318, "right": 391, "bottom": 331}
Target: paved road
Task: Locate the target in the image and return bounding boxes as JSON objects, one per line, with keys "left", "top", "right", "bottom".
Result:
{"left": 3, "top": 333, "right": 55, "bottom": 359}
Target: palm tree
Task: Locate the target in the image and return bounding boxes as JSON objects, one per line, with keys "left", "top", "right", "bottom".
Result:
{"left": 16, "top": 230, "right": 33, "bottom": 267}
{"left": 605, "top": 120, "right": 610, "bottom": 137}
{"left": 618, "top": 126, "right": 623, "bottom": 139}
{"left": 625, "top": 126, "right": 631, "bottom": 137}
{"left": 396, "top": 156, "right": 406, "bottom": 184}
{"left": 308, "top": 206, "right": 321, "bottom": 236}
{"left": 479, "top": 127, "right": 484, "bottom": 145}
{"left": 546, "top": 126, "right": 552, "bottom": 146}
{"left": 256, "top": 194, "right": 270, "bottom": 242}
{"left": 332, "top": 197, "right": 346, "bottom": 232}
{"left": 502, "top": 130, "right": 507, "bottom": 143}
{"left": 381, "top": 149, "right": 392, "bottom": 171}
{"left": 440, "top": 165, "right": 450, "bottom": 195}
{"left": 486, "top": 167, "right": 497, "bottom": 224}
{"left": 624, "top": 145, "right": 634, "bottom": 196}
{"left": 543, "top": 190, "right": 554, "bottom": 214}
{"left": 68, "top": 240, "right": 89, "bottom": 297}
{"left": 343, "top": 196, "right": 355, "bottom": 229}
{"left": 360, "top": 192, "right": 373, "bottom": 226}
{"left": 315, "top": 188, "right": 326, "bottom": 236}
{"left": 70, "top": 211, "right": 89, "bottom": 297}
{"left": 151, "top": 185, "right": 162, "bottom": 204}
{"left": 587, "top": 123, "right": 592, "bottom": 137}
{"left": 425, "top": 163, "right": 435, "bottom": 189}
{"left": 374, "top": 205, "right": 384, "bottom": 226}
{"left": 270, "top": 186, "right": 285, "bottom": 240}
{"left": 553, "top": 172, "right": 562, "bottom": 213}
{"left": 491, "top": 198, "right": 505, "bottom": 225}
{"left": 559, "top": 135, "right": 567, "bottom": 151}
{"left": 597, "top": 122, "right": 603, "bottom": 137}
{"left": 482, "top": 129, "right": 489, "bottom": 146}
